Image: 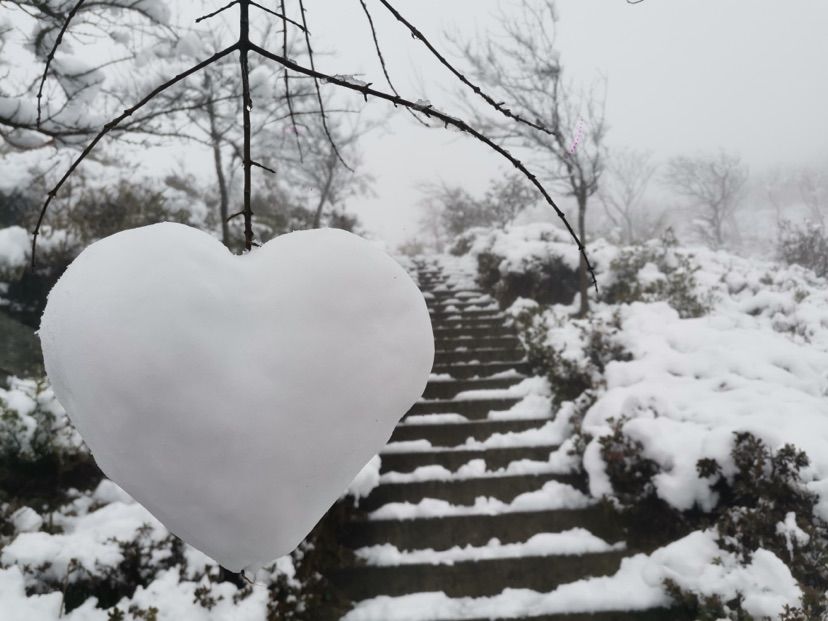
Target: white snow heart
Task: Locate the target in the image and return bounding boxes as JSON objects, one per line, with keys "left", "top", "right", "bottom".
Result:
{"left": 39, "top": 223, "right": 434, "bottom": 572}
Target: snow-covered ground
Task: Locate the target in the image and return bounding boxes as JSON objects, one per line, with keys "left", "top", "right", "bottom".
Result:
{"left": 3, "top": 223, "right": 828, "bottom": 619}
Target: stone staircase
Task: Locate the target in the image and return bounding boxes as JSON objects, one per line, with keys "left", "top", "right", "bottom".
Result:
{"left": 328, "top": 259, "right": 686, "bottom": 621}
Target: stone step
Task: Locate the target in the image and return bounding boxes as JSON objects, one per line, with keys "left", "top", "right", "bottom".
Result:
{"left": 390, "top": 418, "right": 548, "bottom": 446}
{"left": 359, "top": 472, "right": 587, "bottom": 511}
{"left": 431, "top": 317, "right": 507, "bottom": 331}
{"left": 463, "top": 610, "right": 694, "bottom": 621}
{"left": 429, "top": 308, "right": 504, "bottom": 321}
{"left": 437, "top": 335, "right": 523, "bottom": 351}
{"left": 430, "top": 289, "right": 485, "bottom": 298}
{"left": 433, "top": 347, "right": 526, "bottom": 365}
{"left": 428, "top": 300, "right": 498, "bottom": 312}
{"left": 330, "top": 550, "right": 632, "bottom": 600}
{"left": 341, "top": 505, "right": 624, "bottom": 550}
{"left": 430, "top": 361, "right": 532, "bottom": 379}
{"left": 406, "top": 397, "right": 523, "bottom": 418}
{"left": 422, "top": 377, "right": 524, "bottom": 400}
{"left": 433, "top": 325, "right": 515, "bottom": 339}
{"left": 380, "top": 445, "right": 559, "bottom": 473}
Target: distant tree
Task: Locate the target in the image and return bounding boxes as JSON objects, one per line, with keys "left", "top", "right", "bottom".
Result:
{"left": 777, "top": 221, "right": 828, "bottom": 278}
{"left": 418, "top": 182, "right": 481, "bottom": 242}
{"left": 482, "top": 173, "right": 538, "bottom": 228}
{"left": 397, "top": 238, "right": 427, "bottom": 257}
{"left": 417, "top": 172, "right": 536, "bottom": 249}
{"left": 454, "top": 0, "right": 607, "bottom": 316}
{"left": 797, "top": 168, "right": 827, "bottom": 227}
{"left": 664, "top": 151, "right": 748, "bottom": 249}
{"left": 598, "top": 148, "right": 666, "bottom": 244}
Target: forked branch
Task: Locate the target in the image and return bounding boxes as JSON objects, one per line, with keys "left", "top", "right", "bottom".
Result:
{"left": 31, "top": 0, "right": 597, "bottom": 290}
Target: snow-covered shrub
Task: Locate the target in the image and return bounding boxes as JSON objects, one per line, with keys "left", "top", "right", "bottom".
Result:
{"left": 0, "top": 378, "right": 93, "bottom": 511}
{"left": 599, "top": 229, "right": 712, "bottom": 318}
{"left": 777, "top": 220, "right": 828, "bottom": 278}
{"left": 451, "top": 224, "right": 581, "bottom": 307}
{"left": 699, "top": 435, "right": 828, "bottom": 594}
{"left": 511, "top": 302, "right": 630, "bottom": 406}
{"left": 600, "top": 425, "right": 828, "bottom": 619}
{"left": 1, "top": 177, "right": 203, "bottom": 327}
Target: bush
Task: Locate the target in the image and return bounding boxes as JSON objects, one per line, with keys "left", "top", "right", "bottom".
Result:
{"left": 512, "top": 305, "right": 630, "bottom": 406}
{"left": 699, "top": 434, "right": 828, "bottom": 593}
{"left": 601, "top": 229, "right": 712, "bottom": 318}
{"left": 597, "top": 421, "right": 828, "bottom": 619}
{"left": 777, "top": 221, "right": 828, "bottom": 278}
{"left": 476, "top": 250, "right": 579, "bottom": 308}
{"left": 0, "top": 378, "right": 98, "bottom": 511}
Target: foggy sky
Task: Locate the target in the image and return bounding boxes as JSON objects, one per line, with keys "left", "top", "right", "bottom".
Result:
{"left": 300, "top": 0, "right": 828, "bottom": 245}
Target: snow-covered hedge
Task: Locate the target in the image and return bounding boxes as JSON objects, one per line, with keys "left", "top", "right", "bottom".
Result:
{"left": 451, "top": 224, "right": 581, "bottom": 307}
{"left": 495, "top": 223, "right": 828, "bottom": 618}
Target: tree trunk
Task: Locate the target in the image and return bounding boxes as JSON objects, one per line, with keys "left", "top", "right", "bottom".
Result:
{"left": 576, "top": 192, "right": 590, "bottom": 318}
{"left": 218, "top": 565, "right": 246, "bottom": 587}
{"left": 205, "top": 78, "right": 231, "bottom": 247}
{"left": 312, "top": 154, "right": 336, "bottom": 228}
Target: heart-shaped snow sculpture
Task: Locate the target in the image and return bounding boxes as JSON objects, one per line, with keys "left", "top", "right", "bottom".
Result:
{"left": 39, "top": 223, "right": 433, "bottom": 572}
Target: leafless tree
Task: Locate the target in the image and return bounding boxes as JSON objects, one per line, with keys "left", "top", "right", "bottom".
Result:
{"left": 598, "top": 148, "right": 666, "bottom": 244}
{"left": 0, "top": 0, "right": 177, "bottom": 149}
{"left": 417, "top": 172, "right": 536, "bottom": 248}
{"left": 163, "top": 33, "right": 372, "bottom": 248}
{"left": 664, "top": 150, "right": 749, "bottom": 249}
{"left": 452, "top": 0, "right": 607, "bottom": 316}
{"left": 28, "top": 0, "right": 596, "bottom": 302}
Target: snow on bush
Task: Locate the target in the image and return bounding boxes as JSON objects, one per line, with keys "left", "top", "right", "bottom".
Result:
{"left": 459, "top": 222, "right": 828, "bottom": 616}
{"left": 0, "top": 227, "right": 29, "bottom": 271}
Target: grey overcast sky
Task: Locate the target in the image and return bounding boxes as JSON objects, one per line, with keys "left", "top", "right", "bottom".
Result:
{"left": 289, "top": 0, "right": 828, "bottom": 246}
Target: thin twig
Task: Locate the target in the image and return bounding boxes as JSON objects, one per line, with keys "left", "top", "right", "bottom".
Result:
{"left": 31, "top": 44, "right": 240, "bottom": 266}
{"left": 195, "top": 0, "right": 239, "bottom": 24}
{"left": 250, "top": 43, "right": 597, "bottom": 290}
{"left": 376, "top": 0, "right": 553, "bottom": 135}
{"left": 252, "top": 160, "right": 276, "bottom": 174}
{"left": 249, "top": 1, "right": 305, "bottom": 30}
{"left": 356, "top": 0, "right": 427, "bottom": 127}
{"left": 281, "top": 0, "right": 304, "bottom": 161}
{"left": 297, "top": 0, "right": 353, "bottom": 172}
{"left": 37, "top": 0, "right": 86, "bottom": 128}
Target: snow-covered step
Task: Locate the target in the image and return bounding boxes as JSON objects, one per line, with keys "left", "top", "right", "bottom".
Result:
{"left": 430, "top": 361, "right": 532, "bottom": 379}
{"left": 436, "top": 335, "right": 523, "bottom": 351}
{"left": 428, "top": 300, "right": 499, "bottom": 312}
{"left": 358, "top": 473, "right": 587, "bottom": 511}
{"left": 379, "top": 445, "right": 561, "bottom": 473}
{"left": 429, "top": 308, "right": 503, "bottom": 319}
{"left": 350, "top": 600, "right": 687, "bottom": 621}
{"left": 406, "top": 397, "right": 523, "bottom": 418}
{"left": 425, "top": 286, "right": 487, "bottom": 295}
{"left": 330, "top": 550, "right": 633, "bottom": 600}
{"left": 433, "top": 347, "right": 526, "bottom": 365}
{"left": 431, "top": 316, "right": 514, "bottom": 336}
{"left": 390, "top": 418, "right": 549, "bottom": 446}
{"left": 474, "top": 611, "right": 691, "bottom": 621}
{"left": 433, "top": 325, "right": 515, "bottom": 339}
{"left": 422, "top": 376, "right": 525, "bottom": 400}
{"left": 354, "top": 529, "right": 625, "bottom": 567}
{"left": 342, "top": 506, "right": 625, "bottom": 551}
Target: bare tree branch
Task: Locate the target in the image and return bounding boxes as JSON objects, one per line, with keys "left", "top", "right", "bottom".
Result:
{"left": 250, "top": 42, "right": 597, "bottom": 289}
{"left": 31, "top": 44, "right": 240, "bottom": 266}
